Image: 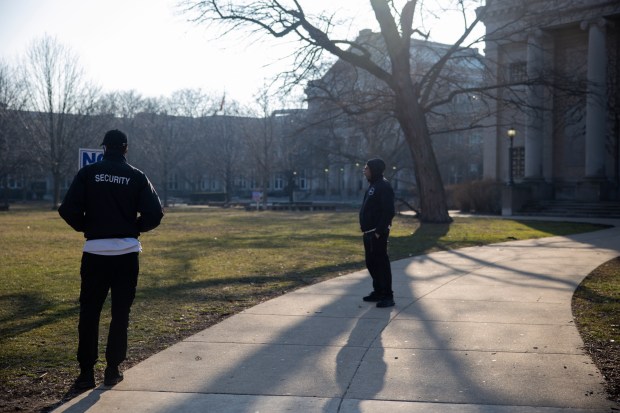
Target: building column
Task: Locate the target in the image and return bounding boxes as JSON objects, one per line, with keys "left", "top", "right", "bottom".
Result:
{"left": 581, "top": 18, "right": 608, "bottom": 179}
{"left": 525, "top": 29, "right": 545, "bottom": 180}
{"left": 482, "top": 45, "right": 500, "bottom": 181}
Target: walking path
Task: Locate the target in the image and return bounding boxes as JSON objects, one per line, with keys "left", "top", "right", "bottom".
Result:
{"left": 55, "top": 216, "right": 620, "bottom": 413}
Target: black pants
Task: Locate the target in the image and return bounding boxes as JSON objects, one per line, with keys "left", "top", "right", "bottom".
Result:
{"left": 78, "top": 252, "right": 139, "bottom": 369}
{"left": 363, "top": 232, "right": 393, "bottom": 299}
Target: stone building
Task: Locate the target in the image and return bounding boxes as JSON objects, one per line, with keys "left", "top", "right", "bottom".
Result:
{"left": 480, "top": 0, "right": 620, "bottom": 214}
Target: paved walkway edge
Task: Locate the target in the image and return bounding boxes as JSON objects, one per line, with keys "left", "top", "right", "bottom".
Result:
{"left": 55, "top": 216, "right": 620, "bottom": 413}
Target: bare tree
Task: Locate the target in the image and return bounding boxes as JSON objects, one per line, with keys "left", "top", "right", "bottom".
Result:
{"left": 129, "top": 95, "right": 197, "bottom": 207}
{"left": 168, "top": 88, "right": 220, "bottom": 118}
{"left": 310, "top": 35, "right": 486, "bottom": 188}
{"left": 307, "top": 69, "right": 409, "bottom": 173}
{"left": 0, "top": 61, "right": 28, "bottom": 207}
{"left": 182, "top": 0, "right": 494, "bottom": 222}
{"left": 243, "top": 90, "right": 278, "bottom": 207}
{"left": 19, "top": 35, "right": 101, "bottom": 208}
{"left": 97, "top": 90, "right": 148, "bottom": 120}
{"left": 166, "top": 88, "right": 220, "bottom": 195}
{"left": 96, "top": 90, "right": 153, "bottom": 148}
{"left": 204, "top": 100, "right": 247, "bottom": 203}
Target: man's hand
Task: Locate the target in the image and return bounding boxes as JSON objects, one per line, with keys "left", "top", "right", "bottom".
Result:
{"left": 375, "top": 232, "right": 380, "bottom": 239}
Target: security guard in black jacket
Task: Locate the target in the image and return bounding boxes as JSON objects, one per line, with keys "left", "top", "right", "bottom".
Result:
{"left": 359, "top": 158, "right": 396, "bottom": 308}
{"left": 59, "top": 129, "right": 163, "bottom": 389}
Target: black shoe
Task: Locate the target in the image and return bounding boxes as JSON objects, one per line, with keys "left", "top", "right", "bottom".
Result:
{"left": 376, "top": 298, "right": 395, "bottom": 308}
{"left": 74, "top": 368, "right": 95, "bottom": 389}
{"left": 104, "top": 366, "right": 123, "bottom": 386}
{"left": 363, "top": 292, "right": 381, "bottom": 302}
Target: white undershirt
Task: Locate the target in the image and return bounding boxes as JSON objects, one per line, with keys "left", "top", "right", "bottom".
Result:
{"left": 83, "top": 238, "right": 142, "bottom": 255}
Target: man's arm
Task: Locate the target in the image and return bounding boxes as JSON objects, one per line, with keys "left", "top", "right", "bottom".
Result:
{"left": 58, "top": 170, "right": 87, "bottom": 232}
{"left": 375, "top": 183, "right": 395, "bottom": 237}
{"left": 136, "top": 177, "right": 163, "bottom": 233}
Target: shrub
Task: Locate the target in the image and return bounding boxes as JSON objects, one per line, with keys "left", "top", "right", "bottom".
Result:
{"left": 447, "top": 180, "right": 501, "bottom": 214}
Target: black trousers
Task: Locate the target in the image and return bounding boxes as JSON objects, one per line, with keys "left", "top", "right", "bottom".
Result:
{"left": 78, "top": 252, "right": 139, "bottom": 369}
{"left": 363, "top": 232, "right": 393, "bottom": 299}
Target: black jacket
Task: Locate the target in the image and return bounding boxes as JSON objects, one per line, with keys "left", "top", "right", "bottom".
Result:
{"left": 59, "top": 153, "right": 163, "bottom": 240}
{"left": 359, "top": 176, "right": 395, "bottom": 236}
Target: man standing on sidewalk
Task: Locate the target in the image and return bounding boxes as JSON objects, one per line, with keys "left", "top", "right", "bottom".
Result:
{"left": 59, "top": 129, "right": 163, "bottom": 389}
{"left": 359, "top": 158, "right": 396, "bottom": 308}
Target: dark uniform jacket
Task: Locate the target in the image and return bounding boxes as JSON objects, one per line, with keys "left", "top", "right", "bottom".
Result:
{"left": 359, "top": 176, "right": 395, "bottom": 237}
{"left": 58, "top": 153, "right": 163, "bottom": 240}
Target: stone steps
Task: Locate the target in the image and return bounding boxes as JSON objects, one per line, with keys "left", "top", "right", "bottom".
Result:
{"left": 520, "top": 201, "right": 620, "bottom": 218}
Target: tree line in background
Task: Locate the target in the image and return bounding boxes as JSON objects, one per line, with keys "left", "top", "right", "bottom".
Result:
{"left": 0, "top": 47, "right": 286, "bottom": 210}
{"left": 0, "top": 35, "right": 309, "bottom": 204}
{"left": 0, "top": 33, "right": 485, "bottom": 213}
{"left": 0, "top": 35, "right": 417, "bottom": 210}
{"left": 3, "top": 1, "right": 589, "bottom": 221}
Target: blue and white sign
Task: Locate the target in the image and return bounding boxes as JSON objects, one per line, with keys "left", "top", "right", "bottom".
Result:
{"left": 79, "top": 148, "right": 104, "bottom": 169}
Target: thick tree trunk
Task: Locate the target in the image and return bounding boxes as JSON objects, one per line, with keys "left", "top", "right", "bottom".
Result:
{"left": 371, "top": 1, "right": 451, "bottom": 224}
{"left": 395, "top": 89, "right": 451, "bottom": 223}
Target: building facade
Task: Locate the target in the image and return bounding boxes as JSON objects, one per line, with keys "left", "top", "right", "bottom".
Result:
{"left": 481, "top": 0, "right": 620, "bottom": 213}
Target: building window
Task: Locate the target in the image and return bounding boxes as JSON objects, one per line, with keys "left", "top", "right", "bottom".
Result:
{"left": 202, "top": 177, "right": 220, "bottom": 191}
{"left": 274, "top": 174, "right": 284, "bottom": 190}
{"left": 7, "top": 177, "right": 23, "bottom": 189}
{"left": 235, "top": 176, "right": 247, "bottom": 189}
{"left": 297, "top": 170, "right": 307, "bottom": 190}
{"left": 469, "top": 134, "right": 482, "bottom": 147}
{"left": 509, "top": 62, "right": 527, "bottom": 83}
{"left": 167, "top": 173, "right": 178, "bottom": 190}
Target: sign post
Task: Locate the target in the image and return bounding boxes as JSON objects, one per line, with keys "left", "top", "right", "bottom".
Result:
{"left": 251, "top": 191, "right": 263, "bottom": 210}
{"left": 79, "top": 148, "right": 104, "bottom": 169}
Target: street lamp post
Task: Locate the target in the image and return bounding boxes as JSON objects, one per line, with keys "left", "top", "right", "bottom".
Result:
{"left": 324, "top": 168, "right": 329, "bottom": 198}
{"left": 507, "top": 127, "right": 516, "bottom": 185}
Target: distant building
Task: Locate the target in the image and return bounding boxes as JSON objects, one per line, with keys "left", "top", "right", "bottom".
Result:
{"left": 480, "top": 0, "right": 620, "bottom": 213}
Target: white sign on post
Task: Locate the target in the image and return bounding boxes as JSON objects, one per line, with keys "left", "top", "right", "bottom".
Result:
{"left": 79, "top": 148, "right": 104, "bottom": 169}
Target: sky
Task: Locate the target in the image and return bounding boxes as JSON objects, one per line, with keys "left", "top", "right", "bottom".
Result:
{"left": 0, "top": 0, "right": 485, "bottom": 106}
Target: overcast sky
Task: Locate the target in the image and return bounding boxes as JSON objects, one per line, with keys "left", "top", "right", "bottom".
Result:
{"left": 0, "top": 0, "right": 484, "bottom": 106}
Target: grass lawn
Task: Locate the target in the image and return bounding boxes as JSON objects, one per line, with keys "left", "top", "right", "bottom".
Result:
{"left": 0, "top": 206, "right": 611, "bottom": 412}
{"left": 573, "top": 257, "right": 620, "bottom": 404}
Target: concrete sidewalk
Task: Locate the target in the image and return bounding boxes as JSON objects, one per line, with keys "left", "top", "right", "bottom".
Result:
{"left": 55, "top": 219, "right": 620, "bottom": 413}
